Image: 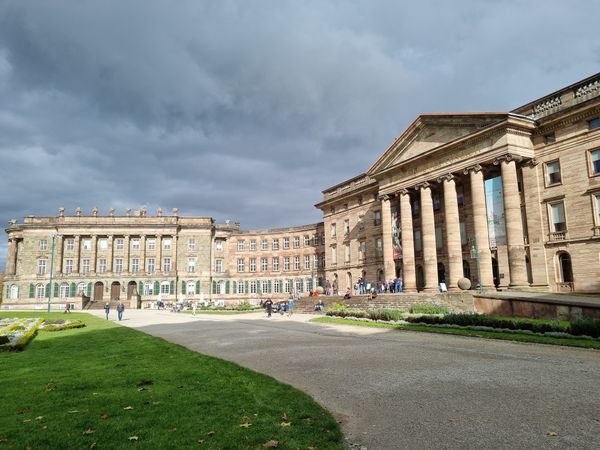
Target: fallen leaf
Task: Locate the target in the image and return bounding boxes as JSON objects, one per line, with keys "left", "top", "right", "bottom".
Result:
{"left": 197, "top": 439, "right": 204, "bottom": 444}
{"left": 276, "top": 422, "right": 291, "bottom": 427}
{"left": 90, "top": 443, "right": 96, "bottom": 449}
{"left": 239, "top": 423, "right": 252, "bottom": 428}
{"left": 137, "top": 387, "right": 146, "bottom": 392}
{"left": 100, "top": 414, "right": 110, "bottom": 420}
{"left": 547, "top": 431, "right": 558, "bottom": 437}
{"left": 282, "top": 413, "right": 288, "bottom": 420}
{"left": 68, "top": 410, "right": 79, "bottom": 414}
{"left": 35, "top": 416, "right": 44, "bottom": 421}
{"left": 263, "top": 440, "right": 279, "bottom": 448}
{"left": 92, "top": 393, "right": 99, "bottom": 396}
{"left": 44, "top": 382, "right": 56, "bottom": 392}
{"left": 172, "top": 428, "right": 177, "bottom": 432}
{"left": 123, "top": 406, "right": 134, "bottom": 410}
{"left": 23, "top": 419, "right": 31, "bottom": 423}
{"left": 206, "top": 431, "right": 215, "bottom": 436}
{"left": 128, "top": 436, "right": 138, "bottom": 441}
{"left": 83, "top": 429, "right": 95, "bottom": 435}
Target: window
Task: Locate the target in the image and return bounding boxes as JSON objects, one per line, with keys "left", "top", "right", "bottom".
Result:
{"left": 147, "top": 239, "right": 156, "bottom": 250}
{"left": 163, "top": 238, "right": 172, "bottom": 250}
{"left": 261, "top": 257, "right": 268, "bottom": 272}
{"left": 284, "top": 256, "right": 290, "bottom": 271}
{"left": 131, "top": 258, "right": 139, "bottom": 273}
{"left": 550, "top": 202, "right": 567, "bottom": 232}
{"left": 457, "top": 185, "right": 464, "bottom": 207}
{"left": 77, "top": 282, "right": 86, "bottom": 295}
{"left": 544, "top": 133, "right": 556, "bottom": 144}
{"left": 591, "top": 149, "right": 600, "bottom": 175}
{"left": 59, "top": 283, "right": 69, "bottom": 298}
{"left": 249, "top": 281, "right": 257, "bottom": 294}
{"left": 215, "top": 240, "right": 223, "bottom": 252}
{"left": 344, "top": 244, "right": 350, "bottom": 263}
{"left": 39, "top": 239, "right": 48, "bottom": 251}
{"left": 147, "top": 258, "right": 155, "bottom": 273}
{"left": 187, "top": 238, "right": 196, "bottom": 251}
{"left": 64, "top": 259, "right": 73, "bottom": 274}
{"left": 433, "top": 193, "right": 441, "bottom": 211}
{"left": 81, "top": 258, "right": 90, "bottom": 274}
{"left": 314, "top": 254, "right": 319, "bottom": 269}
{"left": 66, "top": 238, "right": 74, "bottom": 251}
{"left": 163, "top": 257, "right": 171, "bottom": 272}
{"left": 237, "top": 258, "right": 245, "bottom": 272}
{"left": 344, "top": 219, "right": 350, "bottom": 235}
{"left": 187, "top": 281, "right": 195, "bottom": 296}
{"left": 414, "top": 230, "right": 422, "bottom": 252}
{"left": 435, "top": 227, "right": 443, "bottom": 250}
{"left": 331, "top": 246, "right": 337, "bottom": 265}
{"left": 272, "top": 257, "right": 279, "bottom": 271}
{"left": 272, "top": 239, "right": 279, "bottom": 250}
{"left": 98, "top": 258, "right": 107, "bottom": 273}
{"left": 375, "top": 238, "right": 382, "bottom": 257}
{"left": 144, "top": 282, "right": 153, "bottom": 295}
{"left": 294, "top": 236, "right": 300, "bottom": 248}
{"left": 131, "top": 239, "right": 140, "bottom": 250}
{"left": 331, "top": 223, "right": 337, "bottom": 237}
{"left": 358, "top": 214, "right": 365, "bottom": 229}
{"left": 284, "top": 280, "right": 292, "bottom": 294}
{"left": 36, "top": 284, "right": 45, "bottom": 298}
{"left": 283, "top": 237, "right": 290, "bottom": 249}
{"left": 304, "top": 236, "right": 310, "bottom": 246}
{"left": 187, "top": 258, "right": 196, "bottom": 273}
{"left": 99, "top": 239, "right": 108, "bottom": 250}
{"left": 237, "top": 240, "right": 245, "bottom": 251}
{"left": 250, "top": 239, "right": 256, "bottom": 251}
{"left": 546, "top": 160, "right": 562, "bottom": 185}
{"left": 261, "top": 280, "right": 269, "bottom": 293}
{"left": 588, "top": 117, "right": 600, "bottom": 130}
{"left": 249, "top": 258, "right": 257, "bottom": 272}
{"left": 294, "top": 256, "right": 300, "bottom": 271}
{"left": 115, "top": 238, "right": 124, "bottom": 250}
{"left": 374, "top": 210, "right": 382, "bottom": 226}
{"left": 274, "top": 280, "right": 281, "bottom": 293}
{"left": 114, "top": 258, "right": 123, "bottom": 273}
{"left": 160, "top": 282, "right": 170, "bottom": 295}
{"left": 261, "top": 239, "right": 268, "bottom": 250}
{"left": 37, "top": 259, "right": 47, "bottom": 275}
{"left": 215, "top": 259, "right": 223, "bottom": 273}
{"left": 83, "top": 239, "right": 92, "bottom": 250}
{"left": 10, "top": 285, "right": 18, "bottom": 300}
{"left": 305, "top": 255, "right": 310, "bottom": 270}
{"left": 237, "top": 281, "right": 245, "bottom": 294}
{"left": 412, "top": 199, "right": 420, "bottom": 218}
{"left": 321, "top": 252, "right": 326, "bottom": 268}
{"left": 359, "top": 241, "right": 366, "bottom": 260}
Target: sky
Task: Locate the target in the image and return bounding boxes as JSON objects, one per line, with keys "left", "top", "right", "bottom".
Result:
{"left": 1, "top": 0, "right": 599, "bottom": 270}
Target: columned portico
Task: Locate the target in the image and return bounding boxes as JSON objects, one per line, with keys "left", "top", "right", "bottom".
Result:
{"left": 439, "top": 174, "right": 462, "bottom": 291}
{"left": 495, "top": 155, "right": 529, "bottom": 288}
{"left": 6, "top": 238, "right": 17, "bottom": 275}
{"left": 399, "top": 189, "right": 417, "bottom": 292}
{"left": 380, "top": 195, "right": 396, "bottom": 281}
{"left": 465, "top": 165, "right": 494, "bottom": 289}
{"left": 417, "top": 182, "right": 438, "bottom": 292}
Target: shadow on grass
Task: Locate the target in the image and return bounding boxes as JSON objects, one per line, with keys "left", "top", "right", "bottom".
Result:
{"left": 0, "top": 312, "right": 343, "bottom": 450}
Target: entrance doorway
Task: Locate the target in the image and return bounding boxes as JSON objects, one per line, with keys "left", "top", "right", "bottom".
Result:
{"left": 111, "top": 281, "right": 121, "bottom": 301}
{"left": 127, "top": 281, "right": 138, "bottom": 300}
{"left": 94, "top": 282, "right": 104, "bottom": 302}
{"left": 558, "top": 252, "right": 573, "bottom": 282}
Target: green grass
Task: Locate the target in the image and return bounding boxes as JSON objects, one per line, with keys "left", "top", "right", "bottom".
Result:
{"left": 0, "top": 312, "right": 343, "bottom": 449}
{"left": 312, "top": 316, "right": 600, "bottom": 350}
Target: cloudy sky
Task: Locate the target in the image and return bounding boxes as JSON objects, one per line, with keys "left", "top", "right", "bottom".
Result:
{"left": 1, "top": 0, "right": 599, "bottom": 270}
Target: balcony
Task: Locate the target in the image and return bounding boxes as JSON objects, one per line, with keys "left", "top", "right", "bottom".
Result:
{"left": 548, "top": 231, "right": 567, "bottom": 241}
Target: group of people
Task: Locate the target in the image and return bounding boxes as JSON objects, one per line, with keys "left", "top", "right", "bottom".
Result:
{"left": 261, "top": 297, "right": 295, "bottom": 317}
{"left": 355, "top": 277, "right": 403, "bottom": 295}
{"left": 104, "top": 301, "right": 125, "bottom": 321}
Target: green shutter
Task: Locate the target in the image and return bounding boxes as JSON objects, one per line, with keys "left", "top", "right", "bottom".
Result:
{"left": 170, "top": 281, "right": 175, "bottom": 294}
{"left": 70, "top": 282, "right": 77, "bottom": 297}
{"left": 154, "top": 281, "right": 160, "bottom": 294}
{"left": 45, "top": 283, "right": 50, "bottom": 297}
{"left": 212, "top": 281, "right": 217, "bottom": 294}
{"left": 87, "top": 282, "right": 93, "bottom": 297}
{"left": 138, "top": 282, "right": 143, "bottom": 296}
{"left": 232, "top": 281, "right": 237, "bottom": 293}
{"left": 53, "top": 282, "right": 59, "bottom": 297}
{"left": 268, "top": 280, "right": 272, "bottom": 293}
{"left": 225, "top": 280, "right": 230, "bottom": 294}
{"left": 257, "top": 281, "right": 261, "bottom": 295}
{"left": 244, "top": 281, "right": 248, "bottom": 293}
{"left": 195, "top": 281, "right": 200, "bottom": 294}
{"left": 29, "top": 283, "right": 35, "bottom": 298}
{"left": 181, "top": 281, "right": 186, "bottom": 295}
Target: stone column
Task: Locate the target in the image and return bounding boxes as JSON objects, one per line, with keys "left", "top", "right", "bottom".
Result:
{"left": 107, "top": 236, "right": 114, "bottom": 273}
{"left": 417, "top": 182, "right": 438, "bottom": 292}
{"left": 495, "top": 155, "right": 529, "bottom": 288}
{"left": 399, "top": 189, "right": 416, "bottom": 292}
{"left": 140, "top": 235, "right": 146, "bottom": 272}
{"left": 465, "top": 165, "right": 494, "bottom": 289}
{"left": 172, "top": 235, "right": 178, "bottom": 272}
{"left": 439, "top": 174, "right": 463, "bottom": 291}
{"left": 56, "top": 236, "right": 64, "bottom": 275}
{"left": 73, "top": 235, "right": 81, "bottom": 273}
{"left": 380, "top": 195, "right": 396, "bottom": 281}
{"left": 90, "top": 236, "right": 97, "bottom": 273}
{"left": 6, "top": 238, "right": 17, "bottom": 275}
{"left": 157, "top": 235, "right": 163, "bottom": 272}
{"left": 124, "top": 235, "right": 130, "bottom": 273}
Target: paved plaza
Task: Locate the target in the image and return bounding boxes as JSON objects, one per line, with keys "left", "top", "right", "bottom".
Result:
{"left": 89, "top": 310, "right": 600, "bottom": 449}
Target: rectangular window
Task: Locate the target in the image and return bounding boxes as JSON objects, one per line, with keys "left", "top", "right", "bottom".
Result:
{"left": 115, "top": 258, "right": 123, "bottom": 273}
{"left": 115, "top": 238, "right": 124, "bottom": 250}
{"left": 163, "top": 238, "right": 172, "bottom": 250}
{"left": 261, "top": 239, "right": 268, "bottom": 250}
{"left": 294, "top": 256, "right": 300, "bottom": 271}
{"left": 163, "top": 258, "right": 171, "bottom": 272}
{"left": 249, "top": 258, "right": 257, "bottom": 272}
{"left": 65, "top": 259, "right": 73, "bottom": 274}
{"left": 272, "top": 239, "right": 279, "bottom": 250}
{"left": 215, "top": 259, "right": 223, "bottom": 273}
{"left": 99, "top": 239, "right": 108, "bottom": 250}
{"left": 284, "top": 256, "right": 290, "bottom": 271}
{"left": 457, "top": 185, "right": 465, "bottom": 207}
{"left": 147, "top": 258, "right": 155, "bottom": 273}
{"left": 237, "top": 281, "right": 245, "bottom": 294}
{"left": 344, "top": 219, "right": 350, "bottom": 235}
{"left": 330, "top": 206, "right": 335, "bottom": 214}
{"left": 546, "top": 160, "right": 562, "bottom": 185}
{"left": 83, "top": 239, "right": 92, "bottom": 250}
{"left": 435, "top": 226, "right": 443, "bottom": 249}
{"left": 98, "top": 258, "right": 107, "bottom": 273}
{"left": 37, "top": 259, "right": 47, "bottom": 275}
{"left": 81, "top": 258, "right": 90, "bottom": 274}
{"left": 294, "top": 236, "right": 300, "bottom": 248}
{"left": 550, "top": 202, "right": 567, "bottom": 232}
{"left": 237, "top": 240, "right": 245, "bottom": 251}
{"left": 588, "top": 117, "right": 600, "bottom": 129}
{"left": 250, "top": 281, "right": 257, "bottom": 294}
{"left": 66, "top": 238, "right": 74, "bottom": 251}
{"left": 272, "top": 257, "right": 279, "bottom": 271}
{"left": 250, "top": 239, "right": 256, "bottom": 251}
{"left": 375, "top": 238, "right": 382, "bottom": 257}
{"left": 414, "top": 230, "right": 422, "bottom": 252}
{"left": 274, "top": 280, "right": 281, "bottom": 293}
{"left": 591, "top": 149, "right": 600, "bottom": 175}
{"left": 433, "top": 193, "right": 442, "bottom": 211}
{"left": 284, "top": 280, "right": 291, "bottom": 294}
{"left": 412, "top": 199, "right": 420, "bottom": 218}
{"left": 344, "top": 244, "right": 350, "bottom": 263}
{"left": 359, "top": 241, "right": 366, "bottom": 260}
{"left": 331, "top": 246, "right": 337, "bottom": 264}
{"left": 304, "top": 255, "right": 310, "bottom": 270}
{"left": 144, "top": 282, "right": 153, "bottom": 296}
{"left": 147, "top": 239, "right": 156, "bottom": 250}
{"left": 215, "top": 240, "right": 223, "bottom": 252}
{"left": 595, "top": 195, "right": 600, "bottom": 226}
{"left": 131, "top": 258, "right": 139, "bottom": 273}
{"left": 261, "top": 257, "right": 268, "bottom": 272}
{"left": 187, "top": 238, "right": 196, "bottom": 251}
{"left": 39, "top": 239, "right": 48, "bottom": 251}
{"left": 314, "top": 254, "right": 319, "bottom": 269}
{"left": 160, "top": 283, "right": 170, "bottom": 295}
{"left": 261, "top": 280, "right": 268, "bottom": 293}
{"left": 237, "top": 258, "right": 245, "bottom": 272}
{"left": 331, "top": 223, "right": 337, "bottom": 237}
{"left": 304, "top": 236, "right": 310, "bottom": 246}
{"left": 187, "top": 258, "right": 196, "bottom": 273}
{"left": 374, "top": 210, "right": 382, "bottom": 226}
{"left": 283, "top": 237, "right": 290, "bottom": 249}
{"left": 358, "top": 214, "right": 365, "bottom": 229}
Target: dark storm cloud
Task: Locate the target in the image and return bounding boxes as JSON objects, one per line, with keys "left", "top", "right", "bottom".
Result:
{"left": 1, "top": 0, "right": 599, "bottom": 269}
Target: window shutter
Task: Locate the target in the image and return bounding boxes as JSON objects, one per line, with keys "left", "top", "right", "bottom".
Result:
{"left": 195, "top": 281, "right": 200, "bottom": 294}
{"left": 225, "top": 280, "right": 230, "bottom": 294}
{"left": 245, "top": 281, "right": 249, "bottom": 293}
{"left": 53, "top": 283, "right": 59, "bottom": 297}
{"left": 257, "top": 281, "right": 261, "bottom": 295}
{"left": 70, "top": 282, "right": 77, "bottom": 297}
{"left": 154, "top": 281, "right": 160, "bottom": 294}
{"left": 137, "top": 282, "right": 143, "bottom": 296}
{"left": 87, "top": 282, "right": 93, "bottom": 297}
{"left": 181, "top": 281, "right": 186, "bottom": 295}
{"left": 170, "top": 280, "right": 175, "bottom": 294}
{"left": 268, "top": 280, "right": 272, "bottom": 293}
{"left": 233, "top": 281, "right": 237, "bottom": 293}
{"left": 29, "top": 283, "right": 35, "bottom": 298}
{"left": 212, "top": 281, "right": 217, "bottom": 294}
{"left": 299, "top": 279, "right": 304, "bottom": 292}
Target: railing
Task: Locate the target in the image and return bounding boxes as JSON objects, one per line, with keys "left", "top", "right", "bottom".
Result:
{"left": 549, "top": 231, "right": 567, "bottom": 241}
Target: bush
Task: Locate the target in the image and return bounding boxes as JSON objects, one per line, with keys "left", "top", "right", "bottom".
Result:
{"left": 410, "top": 305, "right": 449, "bottom": 315}
{"left": 326, "top": 307, "right": 368, "bottom": 319}
{"left": 41, "top": 320, "right": 86, "bottom": 332}
{"left": 570, "top": 318, "right": 600, "bottom": 338}
{"left": 0, "top": 335, "right": 9, "bottom": 345}
{"left": 0, "top": 319, "right": 44, "bottom": 352}
{"left": 368, "top": 309, "right": 405, "bottom": 321}
{"left": 236, "top": 301, "right": 254, "bottom": 311}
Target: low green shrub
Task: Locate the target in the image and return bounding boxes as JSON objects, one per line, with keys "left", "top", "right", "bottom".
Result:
{"left": 368, "top": 309, "right": 405, "bottom": 321}
{"left": 570, "top": 318, "right": 600, "bottom": 338}
{"left": 326, "top": 308, "right": 369, "bottom": 319}
{"left": 410, "top": 305, "right": 449, "bottom": 315}
{"left": 41, "top": 320, "right": 86, "bottom": 332}
{"left": 0, "top": 335, "right": 9, "bottom": 345}
{"left": 236, "top": 301, "right": 254, "bottom": 311}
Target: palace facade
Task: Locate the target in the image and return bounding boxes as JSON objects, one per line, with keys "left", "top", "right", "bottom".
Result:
{"left": 3, "top": 72, "right": 600, "bottom": 309}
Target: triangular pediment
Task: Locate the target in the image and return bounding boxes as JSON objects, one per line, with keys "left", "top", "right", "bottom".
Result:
{"left": 367, "top": 113, "right": 507, "bottom": 176}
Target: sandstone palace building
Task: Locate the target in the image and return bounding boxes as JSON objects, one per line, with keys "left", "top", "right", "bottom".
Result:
{"left": 3, "top": 73, "right": 600, "bottom": 309}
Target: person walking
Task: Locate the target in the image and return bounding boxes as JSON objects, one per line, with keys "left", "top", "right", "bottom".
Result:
{"left": 264, "top": 298, "right": 273, "bottom": 317}
{"left": 104, "top": 302, "right": 110, "bottom": 320}
{"left": 192, "top": 301, "right": 197, "bottom": 316}
{"left": 117, "top": 301, "right": 125, "bottom": 321}
{"left": 287, "top": 296, "right": 295, "bottom": 317}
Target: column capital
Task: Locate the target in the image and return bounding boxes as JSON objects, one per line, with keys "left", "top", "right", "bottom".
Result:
{"left": 397, "top": 188, "right": 411, "bottom": 196}
{"left": 463, "top": 163, "right": 482, "bottom": 175}
{"left": 414, "top": 182, "right": 431, "bottom": 191}
{"left": 524, "top": 157, "right": 539, "bottom": 168}
{"left": 378, "top": 194, "right": 392, "bottom": 202}
{"left": 493, "top": 153, "right": 523, "bottom": 166}
{"left": 437, "top": 173, "right": 455, "bottom": 183}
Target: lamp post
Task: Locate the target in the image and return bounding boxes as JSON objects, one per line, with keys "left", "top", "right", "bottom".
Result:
{"left": 47, "top": 234, "right": 57, "bottom": 312}
{"left": 470, "top": 243, "right": 483, "bottom": 294}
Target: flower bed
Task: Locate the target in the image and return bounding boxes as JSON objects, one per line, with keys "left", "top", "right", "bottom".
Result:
{"left": 0, "top": 318, "right": 44, "bottom": 351}
{"left": 40, "top": 319, "right": 86, "bottom": 332}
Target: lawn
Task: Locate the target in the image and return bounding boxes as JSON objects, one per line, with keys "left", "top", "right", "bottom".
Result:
{"left": 312, "top": 316, "right": 600, "bottom": 350}
{"left": 0, "top": 312, "right": 343, "bottom": 449}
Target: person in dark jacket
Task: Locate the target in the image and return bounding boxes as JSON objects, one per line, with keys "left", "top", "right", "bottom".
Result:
{"left": 264, "top": 298, "right": 273, "bottom": 317}
{"left": 104, "top": 302, "right": 110, "bottom": 320}
{"left": 117, "top": 302, "right": 125, "bottom": 321}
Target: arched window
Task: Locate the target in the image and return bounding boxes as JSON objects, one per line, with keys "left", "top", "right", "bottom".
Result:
{"left": 10, "top": 284, "right": 19, "bottom": 299}
{"left": 558, "top": 252, "right": 573, "bottom": 283}
{"left": 59, "top": 283, "right": 70, "bottom": 298}
{"left": 77, "top": 282, "right": 86, "bottom": 295}
{"left": 36, "top": 284, "right": 45, "bottom": 298}
{"left": 144, "top": 282, "right": 153, "bottom": 295}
